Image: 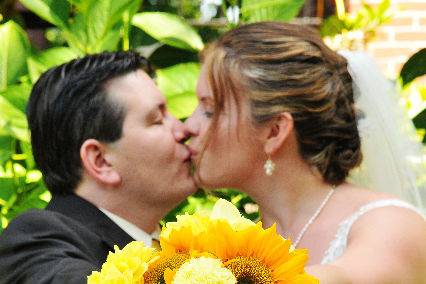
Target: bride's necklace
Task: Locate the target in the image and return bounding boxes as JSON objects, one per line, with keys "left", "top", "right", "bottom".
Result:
{"left": 293, "top": 187, "right": 335, "bottom": 248}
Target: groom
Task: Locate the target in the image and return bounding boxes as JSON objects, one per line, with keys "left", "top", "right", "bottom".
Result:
{"left": 0, "top": 51, "right": 196, "bottom": 283}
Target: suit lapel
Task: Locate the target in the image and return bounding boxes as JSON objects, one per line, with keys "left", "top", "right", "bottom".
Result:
{"left": 46, "top": 194, "right": 134, "bottom": 250}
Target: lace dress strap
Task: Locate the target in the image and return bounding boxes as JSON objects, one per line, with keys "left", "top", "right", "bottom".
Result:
{"left": 321, "top": 199, "right": 424, "bottom": 264}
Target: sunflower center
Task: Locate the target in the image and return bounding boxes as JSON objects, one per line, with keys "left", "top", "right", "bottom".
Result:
{"left": 224, "top": 256, "right": 274, "bottom": 284}
{"left": 144, "top": 253, "right": 189, "bottom": 284}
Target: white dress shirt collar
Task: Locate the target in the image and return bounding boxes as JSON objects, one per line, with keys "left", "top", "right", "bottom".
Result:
{"left": 100, "top": 208, "right": 159, "bottom": 247}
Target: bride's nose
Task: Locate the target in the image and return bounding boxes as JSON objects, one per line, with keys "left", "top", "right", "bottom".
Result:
{"left": 183, "top": 111, "right": 199, "bottom": 138}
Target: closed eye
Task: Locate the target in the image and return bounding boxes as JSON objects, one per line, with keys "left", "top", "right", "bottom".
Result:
{"left": 204, "top": 111, "right": 213, "bottom": 118}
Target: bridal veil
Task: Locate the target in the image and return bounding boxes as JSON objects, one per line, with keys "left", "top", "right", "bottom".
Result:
{"left": 340, "top": 51, "right": 425, "bottom": 212}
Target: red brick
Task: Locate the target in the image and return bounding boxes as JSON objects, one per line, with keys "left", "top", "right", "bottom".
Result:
{"left": 398, "top": 2, "right": 426, "bottom": 11}
{"left": 371, "top": 47, "right": 413, "bottom": 58}
{"left": 374, "top": 31, "right": 390, "bottom": 41}
{"left": 388, "top": 16, "right": 413, "bottom": 26}
{"left": 395, "top": 32, "right": 426, "bottom": 41}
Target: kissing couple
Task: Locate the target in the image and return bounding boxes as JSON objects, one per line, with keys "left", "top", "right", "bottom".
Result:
{"left": 0, "top": 22, "right": 425, "bottom": 283}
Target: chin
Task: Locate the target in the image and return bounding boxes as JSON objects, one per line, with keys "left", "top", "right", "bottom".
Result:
{"left": 194, "top": 175, "right": 227, "bottom": 191}
{"left": 179, "top": 179, "right": 198, "bottom": 196}
{"left": 204, "top": 184, "right": 226, "bottom": 191}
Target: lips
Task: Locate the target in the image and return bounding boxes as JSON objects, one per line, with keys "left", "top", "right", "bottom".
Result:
{"left": 183, "top": 152, "right": 191, "bottom": 163}
{"left": 181, "top": 145, "right": 192, "bottom": 163}
{"left": 187, "top": 146, "right": 198, "bottom": 157}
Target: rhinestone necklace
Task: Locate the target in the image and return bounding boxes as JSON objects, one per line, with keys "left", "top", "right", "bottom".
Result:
{"left": 293, "top": 187, "right": 335, "bottom": 248}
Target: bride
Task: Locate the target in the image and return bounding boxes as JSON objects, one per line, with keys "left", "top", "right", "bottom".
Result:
{"left": 184, "top": 22, "right": 426, "bottom": 282}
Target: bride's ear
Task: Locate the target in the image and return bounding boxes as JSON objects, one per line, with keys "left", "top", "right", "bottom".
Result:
{"left": 263, "top": 112, "right": 294, "bottom": 155}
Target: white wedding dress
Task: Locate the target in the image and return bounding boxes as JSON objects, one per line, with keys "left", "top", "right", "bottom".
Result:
{"left": 321, "top": 199, "right": 423, "bottom": 264}
{"left": 319, "top": 52, "right": 426, "bottom": 263}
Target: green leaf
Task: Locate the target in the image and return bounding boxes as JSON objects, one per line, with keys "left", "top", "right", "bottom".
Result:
{"left": 0, "top": 136, "right": 14, "bottom": 165}
{"left": 19, "top": 0, "right": 70, "bottom": 28}
{"left": 320, "top": 15, "right": 346, "bottom": 37}
{"left": 0, "top": 21, "right": 30, "bottom": 91}
{"left": 67, "top": 0, "right": 89, "bottom": 12}
{"left": 20, "top": 141, "right": 36, "bottom": 170}
{"left": 167, "top": 93, "right": 199, "bottom": 120}
{"left": 0, "top": 82, "right": 31, "bottom": 113}
{"left": 26, "top": 170, "right": 42, "bottom": 183}
{"left": 132, "top": 12, "right": 204, "bottom": 51}
{"left": 400, "top": 48, "right": 426, "bottom": 86}
{"left": 0, "top": 177, "right": 15, "bottom": 205}
{"left": 4, "top": 182, "right": 48, "bottom": 221}
{"left": 66, "top": 0, "right": 142, "bottom": 53}
{"left": 27, "top": 47, "right": 78, "bottom": 83}
{"left": 156, "top": 63, "right": 200, "bottom": 119}
{"left": 0, "top": 96, "right": 29, "bottom": 142}
{"left": 241, "top": 0, "right": 305, "bottom": 22}
{"left": 413, "top": 108, "right": 426, "bottom": 130}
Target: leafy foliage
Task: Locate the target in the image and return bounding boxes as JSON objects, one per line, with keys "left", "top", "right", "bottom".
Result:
{"left": 413, "top": 109, "right": 426, "bottom": 143}
{"left": 400, "top": 48, "right": 426, "bottom": 143}
{"left": 400, "top": 48, "right": 426, "bottom": 87}
{"left": 132, "top": 12, "right": 204, "bottom": 51}
{"left": 156, "top": 63, "right": 200, "bottom": 119}
{"left": 320, "top": 0, "right": 392, "bottom": 50}
{"left": 241, "top": 0, "right": 305, "bottom": 23}
{"left": 0, "top": 21, "right": 30, "bottom": 91}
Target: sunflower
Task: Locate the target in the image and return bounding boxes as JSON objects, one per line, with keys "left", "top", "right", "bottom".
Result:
{"left": 143, "top": 251, "right": 189, "bottom": 283}
{"left": 144, "top": 247, "right": 223, "bottom": 283}
{"left": 201, "top": 221, "right": 318, "bottom": 283}
{"left": 160, "top": 199, "right": 318, "bottom": 284}
{"left": 92, "top": 200, "right": 317, "bottom": 284}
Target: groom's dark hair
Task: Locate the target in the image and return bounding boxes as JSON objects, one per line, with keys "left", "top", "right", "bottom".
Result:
{"left": 27, "top": 51, "right": 152, "bottom": 195}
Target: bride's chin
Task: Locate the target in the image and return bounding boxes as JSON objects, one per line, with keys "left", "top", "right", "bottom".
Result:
{"left": 192, "top": 173, "right": 203, "bottom": 188}
{"left": 193, "top": 174, "right": 217, "bottom": 191}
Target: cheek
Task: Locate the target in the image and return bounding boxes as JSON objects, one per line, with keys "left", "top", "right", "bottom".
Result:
{"left": 196, "top": 121, "right": 263, "bottom": 186}
{"left": 195, "top": 116, "right": 213, "bottom": 143}
{"left": 130, "top": 130, "right": 176, "bottom": 163}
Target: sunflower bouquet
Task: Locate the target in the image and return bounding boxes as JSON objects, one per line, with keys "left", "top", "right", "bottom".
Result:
{"left": 88, "top": 199, "right": 318, "bottom": 284}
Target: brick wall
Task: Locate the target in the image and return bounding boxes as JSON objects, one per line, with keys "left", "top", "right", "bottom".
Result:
{"left": 349, "top": 0, "right": 426, "bottom": 78}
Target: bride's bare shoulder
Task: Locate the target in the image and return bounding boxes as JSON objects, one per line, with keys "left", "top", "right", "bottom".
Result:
{"left": 335, "top": 183, "right": 401, "bottom": 205}
{"left": 330, "top": 183, "right": 423, "bottom": 225}
{"left": 332, "top": 184, "right": 426, "bottom": 282}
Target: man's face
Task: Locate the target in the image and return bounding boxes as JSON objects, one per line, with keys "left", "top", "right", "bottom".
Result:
{"left": 105, "top": 70, "right": 196, "bottom": 206}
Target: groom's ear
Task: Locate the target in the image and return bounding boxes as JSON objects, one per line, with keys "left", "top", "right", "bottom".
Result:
{"left": 80, "top": 139, "right": 121, "bottom": 187}
{"left": 263, "top": 112, "right": 294, "bottom": 155}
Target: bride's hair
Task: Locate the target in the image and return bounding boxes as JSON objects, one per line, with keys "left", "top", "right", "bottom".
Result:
{"left": 201, "top": 21, "right": 362, "bottom": 185}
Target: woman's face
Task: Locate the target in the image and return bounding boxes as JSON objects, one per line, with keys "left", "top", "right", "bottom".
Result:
{"left": 185, "top": 66, "right": 265, "bottom": 189}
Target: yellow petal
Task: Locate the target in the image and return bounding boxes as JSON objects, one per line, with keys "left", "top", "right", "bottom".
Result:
{"left": 210, "top": 199, "right": 254, "bottom": 230}
{"left": 164, "top": 268, "right": 177, "bottom": 284}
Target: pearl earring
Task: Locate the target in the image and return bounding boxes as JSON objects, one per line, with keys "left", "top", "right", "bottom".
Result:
{"left": 264, "top": 158, "right": 275, "bottom": 176}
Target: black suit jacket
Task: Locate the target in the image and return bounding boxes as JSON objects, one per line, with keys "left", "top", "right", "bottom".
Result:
{"left": 0, "top": 194, "right": 134, "bottom": 284}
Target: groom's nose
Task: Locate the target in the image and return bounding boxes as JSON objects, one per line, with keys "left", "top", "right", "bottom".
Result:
{"left": 172, "top": 117, "right": 190, "bottom": 143}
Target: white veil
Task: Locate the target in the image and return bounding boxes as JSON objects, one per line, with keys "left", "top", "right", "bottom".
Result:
{"left": 339, "top": 51, "right": 426, "bottom": 212}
